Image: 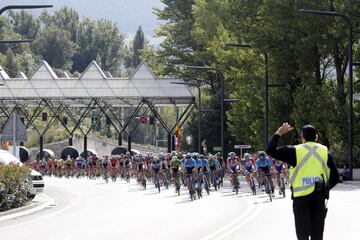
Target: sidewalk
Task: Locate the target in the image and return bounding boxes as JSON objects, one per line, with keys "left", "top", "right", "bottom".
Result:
{"left": 341, "top": 180, "right": 360, "bottom": 186}
{"left": 0, "top": 192, "right": 55, "bottom": 222}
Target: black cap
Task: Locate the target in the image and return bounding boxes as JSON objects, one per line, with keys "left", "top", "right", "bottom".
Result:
{"left": 301, "top": 124, "right": 317, "bottom": 141}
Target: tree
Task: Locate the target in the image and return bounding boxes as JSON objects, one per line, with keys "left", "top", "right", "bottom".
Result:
{"left": 31, "top": 25, "right": 76, "bottom": 69}
{"left": 72, "top": 18, "right": 125, "bottom": 75}
{"left": 8, "top": 10, "right": 40, "bottom": 39}
{"left": 125, "top": 26, "right": 147, "bottom": 69}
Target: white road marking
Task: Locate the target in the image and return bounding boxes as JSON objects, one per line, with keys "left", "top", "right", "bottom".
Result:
{"left": 200, "top": 193, "right": 261, "bottom": 240}
{"left": 0, "top": 193, "right": 55, "bottom": 222}
{"left": 0, "top": 189, "right": 81, "bottom": 231}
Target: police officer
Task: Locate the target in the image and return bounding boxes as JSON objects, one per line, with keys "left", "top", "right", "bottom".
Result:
{"left": 266, "top": 123, "right": 339, "bottom": 240}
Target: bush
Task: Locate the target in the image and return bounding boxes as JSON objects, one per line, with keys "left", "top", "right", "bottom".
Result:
{"left": 0, "top": 163, "right": 35, "bottom": 212}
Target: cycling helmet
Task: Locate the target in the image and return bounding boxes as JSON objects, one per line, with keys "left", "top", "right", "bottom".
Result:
{"left": 199, "top": 154, "right": 205, "bottom": 159}
{"left": 186, "top": 153, "right": 192, "bottom": 159}
{"left": 228, "top": 152, "right": 236, "bottom": 158}
{"left": 258, "top": 151, "right": 266, "bottom": 157}
{"left": 171, "top": 156, "right": 177, "bottom": 161}
{"left": 243, "top": 153, "right": 251, "bottom": 159}
{"left": 153, "top": 156, "right": 160, "bottom": 163}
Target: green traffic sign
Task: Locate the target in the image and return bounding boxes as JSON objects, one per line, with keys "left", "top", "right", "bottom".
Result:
{"left": 91, "top": 116, "right": 98, "bottom": 125}
{"left": 213, "top": 146, "right": 222, "bottom": 151}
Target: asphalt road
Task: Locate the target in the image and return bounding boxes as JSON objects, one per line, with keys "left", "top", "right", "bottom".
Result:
{"left": 0, "top": 177, "right": 359, "bottom": 240}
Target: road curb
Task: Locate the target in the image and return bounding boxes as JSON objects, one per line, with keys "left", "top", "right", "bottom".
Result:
{"left": 0, "top": 193, "right": 55, "bottom": 222}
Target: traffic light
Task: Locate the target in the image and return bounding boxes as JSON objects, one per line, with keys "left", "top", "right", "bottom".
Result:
{"left": 91, "top": 116, "right": 98, "bottom": 125}
{"left": 42, "top": 112, "right": 47, "bottom": 121}
{"left": 106, "top": 116, "right": 111, "bottom": 125}
{"left": 149, "top": 116, "right": 155, "bottom": 125}
{"left": 63, "top": 117, "right": 68, "bottom": 125}
{"left": 139, "top": 116, "right": 148, "bottom": 124}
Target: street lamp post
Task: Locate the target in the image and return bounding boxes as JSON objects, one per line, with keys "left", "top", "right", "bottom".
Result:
{"left": 0, "top": 5, "right": 53, "bottom": 15}
{"left": 300, "top": 9, "right": 354, "bottom": 180}
{"left": 0, "top": 4, "right": 53, "bottom": 160}
{"left": 187, "top": 66, "right": 226, "bottom": 157}
{"left": 225, "top": 43, "right": 270, "bottom": 148}
{"left": 0, "top": 4, "right": 53, "bottom": 44}
{"left": 171, "top": 81, "right": 203, "bottom": 153}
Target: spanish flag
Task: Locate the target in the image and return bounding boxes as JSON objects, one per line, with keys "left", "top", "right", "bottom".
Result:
{"left": 175, "top": 124, "right": 181, "bottom": 149}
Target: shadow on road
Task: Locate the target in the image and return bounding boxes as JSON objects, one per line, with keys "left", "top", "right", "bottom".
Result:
{"left": 174, "top": 198, "right": 193, "bottom": 204}
{"left": 127, "top": 188, "right": 144, "bottom": 192}
{"left": 143, "top": 191, "right": 161, "bottom": 195}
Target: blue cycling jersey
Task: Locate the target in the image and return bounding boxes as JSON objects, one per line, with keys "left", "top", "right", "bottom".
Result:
{"left": 201, "top": 159, "right": 209, "bottom": 171}
{"left": 76, "top": 161, "right": 82, "bottom": 168}
{"left": 184, "top": 159, "right": 196, "bottom": 169}
{"left": 196, "top": 159, "right": 203, "bottom": 168}
{"left": 275, "top": 162, "right": 283, "bottom": 173}
{"left": 244, "top": 161, "right": 253, "bottom": 172}
{"left": 256, "top": 157, "right": 271, "bottom": 168}
{"left": 152, "top": 163, "right": 161, "bottom": 170}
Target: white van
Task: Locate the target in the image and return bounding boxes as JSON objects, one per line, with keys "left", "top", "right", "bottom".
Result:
{"left": 0, "top": 150, "right": 44, "bottom": 197}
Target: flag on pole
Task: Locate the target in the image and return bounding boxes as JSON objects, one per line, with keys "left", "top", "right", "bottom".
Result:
{"left": 175, "top": 124, "right": 181, "bottom": 150}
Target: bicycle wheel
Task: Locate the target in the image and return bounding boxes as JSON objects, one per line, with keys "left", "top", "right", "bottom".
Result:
{"left": 264, "top": 178, "right": 272, "bottom": 202}
{"left": 157, "top": 179, "right": 161, "bottom": 193}
{"left": 281, "top": 177, "right": 286, "bottom": 198}
{"left": 250, "top": 177, "right": 256, "bottom": 195}
{"left": 175, "top": 177, "right": 181, "bottom": 196}
{"left": 204, "top": 178, "right": 210, "bottom": 195}
{"left": 143, "top": 179, "right": 146, "bottom": 190}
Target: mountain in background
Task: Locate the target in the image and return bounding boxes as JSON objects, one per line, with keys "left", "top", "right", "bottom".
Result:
{"left": 0, "top": 0, "right": 164, "bottom": 45}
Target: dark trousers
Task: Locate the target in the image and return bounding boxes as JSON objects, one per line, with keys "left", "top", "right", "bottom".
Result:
{"left": 293, "top": 192, "right": 327, "bottom": 240}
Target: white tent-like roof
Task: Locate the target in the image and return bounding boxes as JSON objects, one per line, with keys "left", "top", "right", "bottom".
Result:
{"left": 0, "top": 61, "right": 194, "bottom": 106}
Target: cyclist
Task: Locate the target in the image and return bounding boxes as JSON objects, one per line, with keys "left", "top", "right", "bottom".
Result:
{"left": 101, "top": 155, "right": 110, "bottom": 179}
{"left": 170, "top": 155, "right": 181, "bottom": 182}
{"left": 75, "top": 157, "right": 84, "bottom": 177}
{"left": 151, "top": 156, "right": 162, "bottom": 188}
{"left": 39, "top": 158, "right": 47, "bottom": 175}
{"left": 159, "top": 153, "right": 169, "bottom": 187}
{"left": 124, "top": 153, "right": 131, "bottom": 180}
{"left": 65, "top": 155, "right": 73, "bottom": 177}
{"left": 242, "top": 153, "right": 257, "bottom": 186}
{"left": 209, "top": 154, "right": 221, "bottom": 188}
{"left": 183, "top": 153, "right": 196, "bottom": 189}
{"left": 200, "top": 154, "right": 211, "bottom": 192}
{"left": 91, "top": 154, "right": 98, "bottom": 177}
{"left": 137, "top": 154, "right": 146, "bottom": 184}
{"left": 110, "top": 155, "right": 118, "bottom": 178}
{"left": 256, "top": 151, "right": 275, "bottom": 197}
{"left": 273, "top": 159, "right": 287, "bottom": 195}
{"left": 227, "top": 152, "right": 241, "bottom": 192}
{"left": 46, "top": 158, "right": 53, "bottom": 176}
{"left": 57, "top": 158, "right": 64, "bottom": 176}
{"left": 170, "top": 155, "right": 182, "bottom": 193}
{"left": 216, "top": 152, "right": 225, "bottom": 185}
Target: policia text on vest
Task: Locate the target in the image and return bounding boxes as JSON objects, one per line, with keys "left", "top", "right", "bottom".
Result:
{"left": 266, "top": 123, "right": 339, "bottom": 240}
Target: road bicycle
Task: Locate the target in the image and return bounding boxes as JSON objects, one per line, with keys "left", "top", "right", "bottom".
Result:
{"left": 261, "top": 172, "right": 273, "bottom": 202}
{"left": 186, "top": 174, "right": 196, "bottom": 201}
{"left": 202, "top": 172, "right": 210, "bottom": 195}
{"left": 279, "top": 172, "right": 286, "bottom": 198}
{"left": 174, "top": 172, "right": 181, "bottom": 196}
{"left": 154, "top": 173, "right": 161, "bottom": 193}
{"left": 247, "top": 172, "right": 256, "bottom": 195}
{"left": 230, "top": 169, "right": 241, "bottom": 195}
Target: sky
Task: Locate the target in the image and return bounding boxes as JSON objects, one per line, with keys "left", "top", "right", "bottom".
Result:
{"left": 0, "top": 0, "right": 165, "bottom": 46}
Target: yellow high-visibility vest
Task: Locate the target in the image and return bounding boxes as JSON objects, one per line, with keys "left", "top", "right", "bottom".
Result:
{"left": 290, "top": 142, "right": 330, "bottom": 198}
